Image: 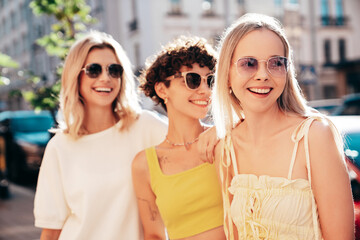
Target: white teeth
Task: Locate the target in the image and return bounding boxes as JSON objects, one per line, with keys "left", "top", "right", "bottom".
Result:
{"left": 191, "top": 100, "right": 208, "bottom": 106}
{"left": 249, "top": 88, "right": 271, "bottom": 94}
{"left": 94, "top": 87, "right": 111, "bottom": 92}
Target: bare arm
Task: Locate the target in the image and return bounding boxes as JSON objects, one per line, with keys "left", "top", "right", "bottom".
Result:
{"left": 40, "top": 229, "right": 61, "bottom": 240}
{"left": 197, "top": 126, "right": 219, "bottom": 163}
{"left": 309, "top": 121, "right": 354, "bottom": 239}
{"left": 132, "top": 151, "right": 166, "bottom": 240}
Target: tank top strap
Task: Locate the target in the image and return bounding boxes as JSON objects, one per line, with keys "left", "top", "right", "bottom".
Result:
{"left": 145, "top": 147, "right": 162, "bottom": 185}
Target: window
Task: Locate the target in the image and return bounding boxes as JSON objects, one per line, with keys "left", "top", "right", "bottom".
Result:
{"left": 5, "top": 17, "right": 10, "bottom": 34}
{"left": 321, "top": 0, "right": 329, "bottom": 25}
{"left": 13, "top": 40, "right": 17, "bottom": 56}
{"left": 274, "top": 0, "right": 282, "bottom": 6}
{"left": 339, "top": 39, "right": 346, "bottom": 62}
{"left": 202, "top": 0, "right": 214, "bottom": 16}
{"left": 169, "top": 0, "right": 182, "bottom": 15}
{"left": 237, "top": 0, "right": 245, "bottom": 15}
{"left": 22, "top": 3, "right": 27, "bottom": 21}
{"left": 129, "top": 0, "right": 138, "bottom": 31}
{"left": 324, "top": 39, "right": 331, "bottom": 64}
{"left": 335, "top": 0, "right": 344, "bottom": 25}
{"left": 10, "top": 11, "right": 15, "bottom": 29}
{"left": 134, "top": 43, "right": 140, "bottom": 75}
{"left": 0, "top": 19, "right": 3, "bottom": 38}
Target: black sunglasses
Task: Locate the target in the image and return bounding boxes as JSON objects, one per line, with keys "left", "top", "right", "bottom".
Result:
{"left": 81, "top": 63, "right": 123, "bottom": 79}
{"left": 168, "top": 71, "right": 215, "bottom": 90}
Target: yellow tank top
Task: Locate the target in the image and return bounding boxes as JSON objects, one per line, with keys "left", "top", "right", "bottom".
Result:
{"left": 145, "top": 147, "right": 223, "bottom": 239}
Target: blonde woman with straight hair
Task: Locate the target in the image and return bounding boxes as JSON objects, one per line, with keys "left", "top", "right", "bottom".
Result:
{"left": 212, "top": 13, "right": 354, "bottom": 239}
{"left": 34, "top": 31, "right": 167, "bottom": 240}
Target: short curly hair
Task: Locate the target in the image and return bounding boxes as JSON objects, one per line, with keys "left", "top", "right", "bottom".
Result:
{"left": 139, "top": 36, "right": 217, "bottom": 111}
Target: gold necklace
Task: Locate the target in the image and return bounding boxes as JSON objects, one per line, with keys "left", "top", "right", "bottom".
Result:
{"left": 165, "top": 135, "right": 199, "bottom": 147}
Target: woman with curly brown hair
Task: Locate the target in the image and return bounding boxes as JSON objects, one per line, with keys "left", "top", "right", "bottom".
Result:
{"left": 132, "top": 36, "right": 226, "bottom": 240}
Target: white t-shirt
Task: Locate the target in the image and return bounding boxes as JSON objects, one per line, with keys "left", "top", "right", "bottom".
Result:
{"left": 34, "top": 110, "right": 167, "bottom": 240}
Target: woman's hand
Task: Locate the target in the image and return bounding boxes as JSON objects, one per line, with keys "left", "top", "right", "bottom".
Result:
{"left": 197, "top": 126, "right": 219, "bottom": 163}
{"left": 40, "top": 229, "right": 61, "bottom": 240}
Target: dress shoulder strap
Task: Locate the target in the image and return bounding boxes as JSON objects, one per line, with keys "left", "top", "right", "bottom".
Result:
{"left": 225, "top": 136, "right": 239, "bottom": 175}
{"left": 290, "top": 115, "right": 338, "bottom": 184}
{"left": 290, "top": 115, "right": 338, "bottom": 240}
{"left": 219, "top": 135, "right": 237, "bottom": 240}
{"left": 287, "top": 117, "right": 313, "bottom": 179}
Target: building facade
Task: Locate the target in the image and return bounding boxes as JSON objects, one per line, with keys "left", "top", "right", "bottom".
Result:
{"left": 0, "top": 0, "right": 359, "bottom": 111}
{"left": 92, "top": 0, "right": 360, "bottom": 101}
{"left": 0, "top": 0, "right": 58, "bottom": 110}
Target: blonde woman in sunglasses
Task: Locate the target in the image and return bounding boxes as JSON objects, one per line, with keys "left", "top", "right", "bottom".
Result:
{"left": 212, "top": 13, "right": 354, "bottom": 240}
{"left": 132, "top": 36, "right": 226, "bottom": 240}
{"left": 34, "top": 31, "right": 167, "bottom": 240}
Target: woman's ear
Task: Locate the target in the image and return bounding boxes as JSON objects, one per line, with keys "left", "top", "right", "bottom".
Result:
{"left": 155, "top": 82, "right": 168, "bottom": 100}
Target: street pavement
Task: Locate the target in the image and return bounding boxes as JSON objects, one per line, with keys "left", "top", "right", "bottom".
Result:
{"left": 0, "top": 183, "right": 41, "bottom": 240}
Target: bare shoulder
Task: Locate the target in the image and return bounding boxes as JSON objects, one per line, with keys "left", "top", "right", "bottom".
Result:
{"left": 307, "top": 117, "right": 345, "bottom": 169}
{"left": 132, "top": 150, "right": 149, "bottom": 175}
{"left": 308, "top": 118, "right": 337, "bottom": 144}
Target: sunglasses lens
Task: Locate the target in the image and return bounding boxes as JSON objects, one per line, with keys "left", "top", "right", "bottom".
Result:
{"left": 268, "top": 57, "right": 288, "bottom": 77}
{"left": 185, "top": 73, "right": 201, "bottom": 89}
{"left": 108, "top": 64, "right": 123, "bottom": 78}
{"left": 236, "top": 58, "right": 258, "bottom": 77}
{"left": 86, "top": 63, "right": 102, "bottom": 78}
{"left": 207, "top": 75, "right": 215, "bottom": 89}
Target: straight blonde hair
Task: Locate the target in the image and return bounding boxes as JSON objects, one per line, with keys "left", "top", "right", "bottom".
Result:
{"left": 212, "top": 13, "right": 309, "bottom": 138}
{"left": 60, "top": 31, "right": 141, "bottom": 139}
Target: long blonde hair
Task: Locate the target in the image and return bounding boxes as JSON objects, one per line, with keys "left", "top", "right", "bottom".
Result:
{"left": 60, "top": 31, "right": 141, "bottom": 139}
{"left": 212, "top": 13, "right": 309, "bottom": 138}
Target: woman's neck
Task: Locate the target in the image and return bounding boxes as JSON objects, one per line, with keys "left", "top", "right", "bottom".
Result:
{"left": 239, "top": 107, "right": 286, "bottom": 144}
{"left": 166, "top": 115, "right": 204, "bottom": 145}
{"left": 83, "top": 106, "right": 116, "bottom": 134}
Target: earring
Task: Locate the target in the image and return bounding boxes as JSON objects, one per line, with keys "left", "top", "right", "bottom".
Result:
{"left": 114, "top": 105, "right": 119, "bottom": 112}
{"left": 164, "top": 97, "right": 168, "bottom": 104}
{"left": 229, "top": 88, "right": 232, "bottom": 94}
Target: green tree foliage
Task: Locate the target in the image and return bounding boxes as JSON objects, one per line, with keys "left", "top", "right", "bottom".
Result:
{"left": 25, "top": 0, "right": 96, "bottom": 124}
{"left": 0, "top": 52, "right": 19, "bottom": 86}
{"left": 0, "top": 52, "right": 19, "bottom": 69}
{"left": 30, "top": 0, "right": 96, "bottom": 61}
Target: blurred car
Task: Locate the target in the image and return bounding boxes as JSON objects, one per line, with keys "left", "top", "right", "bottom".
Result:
{"left": 309, "top": 93, "right": 360, "bottom": 116}
{"left": 329, "top": 115, "right": 360, "bottom": 239}
{"left": 0, "top": 110, "right": 54, "bottom": 184}
{"left": 332, "top": 93, "right": 360, "bottom": 116}
{"left": 308, "top": 98, "right": 342, "bottom": 115}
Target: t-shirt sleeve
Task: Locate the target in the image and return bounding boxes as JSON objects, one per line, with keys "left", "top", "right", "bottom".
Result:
{"left": 139, "top": 110, "right": 168, "bottom": 147}
{"left": 33, "top": 136, "right": 69, "bottom": 229}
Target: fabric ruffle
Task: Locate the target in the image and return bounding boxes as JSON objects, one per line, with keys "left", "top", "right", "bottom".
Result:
{"left": 228, "top": 174, "right": 317, "bottom": 239}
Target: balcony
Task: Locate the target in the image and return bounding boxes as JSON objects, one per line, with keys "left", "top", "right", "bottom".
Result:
{"left": 321, "top": 16, "right": 348, "bottom": 27}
